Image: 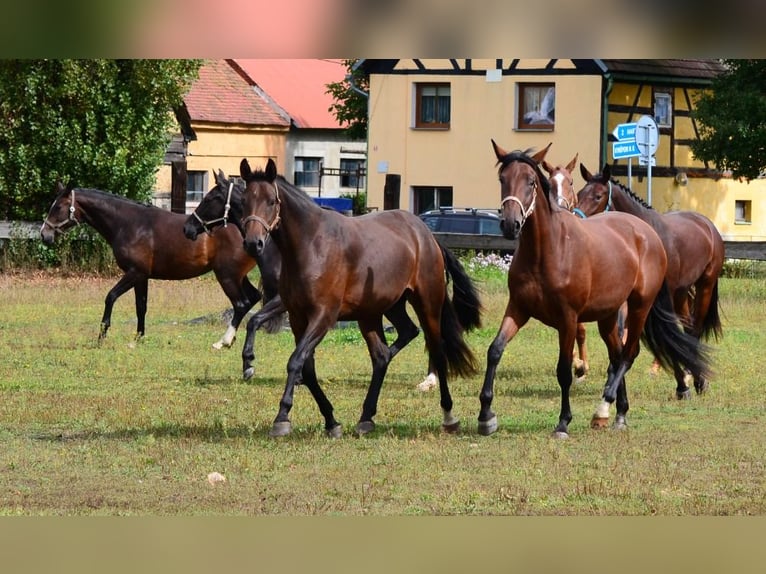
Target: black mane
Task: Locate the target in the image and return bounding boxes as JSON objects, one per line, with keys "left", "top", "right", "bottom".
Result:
{"left": 243, "top": 170, "right": 317, "bottom": 209}
{"left": 496, "top": 148, "right": 552, "bottom": 197}
{"left": 608, "top": 178, "right": 654, "bottom": 211}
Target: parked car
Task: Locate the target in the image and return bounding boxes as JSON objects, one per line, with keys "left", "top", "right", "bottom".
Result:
{"left": 419, "top": 207, "right": 503, "bottom": 236}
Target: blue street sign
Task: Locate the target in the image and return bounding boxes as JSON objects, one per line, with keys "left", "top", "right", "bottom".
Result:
{"left": 612, "top": 140, "right": 640, "bottom": 159}
{"left": 613, "top": 122, "right": 637, "bottom": 141}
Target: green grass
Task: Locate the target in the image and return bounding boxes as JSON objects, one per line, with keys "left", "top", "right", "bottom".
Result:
{"left": 0, "top": 267, "right": 764, "bottom": 515}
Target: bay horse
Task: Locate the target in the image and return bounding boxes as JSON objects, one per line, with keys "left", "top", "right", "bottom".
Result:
{"left": 576, "top": 163, "right": 724, "bottom": 398}
{"left": 238, "top": 158, "right": 482, "bottom": 438}
{"left": 40, "top": 181, "right": 273, "bottom": 349}
{"left": 478, "top": 141, "right": 711, "bottom": 438}
{"left": 183, "top": 169, "right": 286, "bottom": 380}
{"left": 541, "top": 153, "right": 591, "bottom": 381}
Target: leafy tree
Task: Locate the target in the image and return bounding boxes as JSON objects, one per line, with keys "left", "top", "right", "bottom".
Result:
{"left": 0, "top": 59, "right": 202, "bottom": 220}
{"left": 691, "top": 59, "right": 766, "bottom": 181}
{"left": 326, "top": 59, "right": 368, "bottom": 140}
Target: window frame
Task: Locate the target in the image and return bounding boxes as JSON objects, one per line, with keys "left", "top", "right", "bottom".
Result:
{"left": 186, "top": 170, "right": 208, "bottom": 203}
{"left": 339, "top": 158, "right": 366, "bottom": 189}
{"left": 413, "top": 185, "right": 453, "bottom": 214}
{"left": 734, "top": 199, "right": 752, "bottom": 224}
{"left": 517, "top": 82, "right": 555, "bottom": 131}
{"left": 294, "top": 156, "right": 322, "bottom": 188}
{"left": 414, "top": 83, "right": 451, "bottom": 129}
{"left": 654, "top": 90, "right": 673, "bottom": 129}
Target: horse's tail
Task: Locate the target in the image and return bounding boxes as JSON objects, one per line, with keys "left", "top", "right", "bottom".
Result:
{"left": 441, "top": 246, "right": 482, "bottom": 332}
{"left": 699, "top": 280, "right": 723, "bottom": 342}
{"left": 437, "top": 246, "right": 482, "bottom": 378}
{"left": 641, "top": 280, "right": 713, "bottom": 382}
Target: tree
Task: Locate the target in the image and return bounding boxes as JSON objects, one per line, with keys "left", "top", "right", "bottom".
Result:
{"left": 690, "top": 59, "right": 766, "bottom": 181}
{"left": 326, "top": 59, "right": 368, "bottom": 141}
{"left": 0, "top": 59, "right": 202, "bottom": 220}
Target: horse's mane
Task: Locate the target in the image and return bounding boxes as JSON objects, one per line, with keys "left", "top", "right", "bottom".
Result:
{"left": 73, "top": 187, "right": 155, "bottom": 209}
{"left": 242, "top": 170, "right": 317, "bottom": 210}
{"left": 605, "top": 177, "right": 654, "bottom": 212}
{"left": 495, "top": 148, "right": 552, "bottom": 198}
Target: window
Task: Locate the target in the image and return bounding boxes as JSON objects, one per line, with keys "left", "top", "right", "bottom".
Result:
{"left": 413, "top": 186, "right": 453, "bottom": 213}
{"left": 735, "top": 200, "right": 752, "bottom": 224}
{"left": 340, "top": 158, "right": 365, "bottom": 189}
{"left": 294, "top": 157, "right": 321, "bottom": 188}
{"left": 415, "top": 83, "right": 451, "bottom": 128}
{"left": 517, "top": 83, "right": 555, "bottom": 130}
{"left": 187, "top": 170, "right": 207, "bottom": 203}
{"left": 654, "top": 91, "right": 672, "bottom": 128}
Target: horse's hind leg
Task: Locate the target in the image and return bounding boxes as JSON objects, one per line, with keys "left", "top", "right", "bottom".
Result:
{"left": 212, "top": 272, "right": 261, "bottom": 350}
{"left": 383, "top": 298, "right": 433, "bottom": 390}
{"left": 99, "top": 272, "right": 140, "bottom": 344}
{"left": 241, "top": 296, "right": 286, "bottom": 380}
{"left": 573, "top": 322, "right": 589, "bottom": 382}
{"left": 356, "top": 317, "right": 392, "bottom": 435}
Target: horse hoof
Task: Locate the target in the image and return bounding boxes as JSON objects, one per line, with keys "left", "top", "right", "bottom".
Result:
{"left": 574, "top": 374, "right": 586, "bottom": 384}
{"left": 242, "top": 367, "right": 254, "bottom": 381}
{"left": 442, "top": 420, "right": 460, "bottom": 434}
{"left": 326, "top": 424, "right": 343, "bottom": 439}
{"left": 269, "top": 421, "right": 292, "bottom": 437}
{"left": 551, "top": 430, "right": 569, "bottom": 439}
{"left": 590, "top": 416, "right": 609, "bottom": 429}
{"left": 613, "top": 418, "right": 628, "bottom": 431}
{"left": 695, "top": 380, "right": 710, "bottom": 395}
{"left": 356, "top": 421, "right": 375, "bottom": 436}
{"left": 477, "top": 416, "right": 498, "bottom": 436}
{"left": 212, "top": 341, "right": 224, "bottom": 350}
{"left": 676, "top": 389, "right": 692, "bottom": 400}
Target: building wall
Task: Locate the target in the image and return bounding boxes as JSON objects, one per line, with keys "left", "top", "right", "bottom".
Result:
{"left": 366, "top": 61, "right": 603, "bottom": 212}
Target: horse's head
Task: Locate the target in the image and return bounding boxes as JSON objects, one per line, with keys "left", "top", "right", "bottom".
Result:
{"left": 576, "top": 163, "right": 613, "bottom": 216}
{"left": 542, "top": 153, "right": 579, "bottom": 212}
{"left": 40, "top": 180, "right": 79, "bottom": 245}
{"left": 183, "top": 169, "right": 243, "bottom": 240}
{"left": 240, "top": 157, "right": 281, "bottom": 258}
{"left": 492, "top": 140, "right": 551, "bottom": 240}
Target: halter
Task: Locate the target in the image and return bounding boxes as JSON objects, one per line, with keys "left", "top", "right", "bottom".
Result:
{"left": 192, "top": 181, "right": 233, "bottom": 234}
{"left": 604, "top": 180, "right": 613, "bottom": 212}
{"left": 500, "top": 178, "right": 537, "bottom": 229}
{"left": 42, "top": 188, "right": 79, "bottom": 231}
{"left": 241, "top": 179, "right": 282, "bottom": 234}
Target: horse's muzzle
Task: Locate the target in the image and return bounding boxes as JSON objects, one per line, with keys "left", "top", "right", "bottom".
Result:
{"left": 183, "top": 222, "right": 199, "bottom": 241}
{"left": 243, "top": 237, "right": 265, "bottom": 258}
{"left": 500, "top": 218, "right": 521, "bottom": 240}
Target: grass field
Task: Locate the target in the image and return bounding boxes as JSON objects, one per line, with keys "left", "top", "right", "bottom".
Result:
{"left": 0, "top": 263, "right": 764, "bottom": 515}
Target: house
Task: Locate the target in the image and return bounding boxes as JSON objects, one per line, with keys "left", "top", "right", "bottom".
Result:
{"left": 362, "top": 59, "right": 766, "bottom": 241}
{"left": 154, "top": 59, "right": 366, "bottom": 213}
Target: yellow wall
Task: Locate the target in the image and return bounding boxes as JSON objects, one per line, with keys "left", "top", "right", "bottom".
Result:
{"left": 367, "top": 68, "right": 603, "bottom": 212}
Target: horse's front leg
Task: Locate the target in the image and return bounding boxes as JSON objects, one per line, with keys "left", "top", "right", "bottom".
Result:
{"left": 133, "top": 278, "right": 148, "bottom": 342}
{"left": 241, "top": 296, "right": 286, "bottom": 380}
{"left": 212, "top": 273, "right": 261, "bottom": 350}
{"left": 553, "top": 324, "right": 577, "bottom": 438}
{"left": 100, "top": 272, "right": 140, "bottom": 344}
{"left": 478, "top": 308, "right": 527, "bottom": 436}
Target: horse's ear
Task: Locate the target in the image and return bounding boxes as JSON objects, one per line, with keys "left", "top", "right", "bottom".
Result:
{"left": 240, "top": 158, "right": 252, "bottom": 180}
{"left": 541, "top": 160, "right": 553, "bottom": 176}
{"left": 265, "top": 158, "right": 277, "bottom": 182}
{"left": 54, "top": 180, "right": 65, "bottom": 194}
{"left": 566, "top": 153, "right": 579, "bottom": 174}
{"left": 65, "top": 180, "right": 74, "bottom": 192}
{"left": 580, "top": 163, "right": 593, "bottom": 182}
{"left": 491, "top": 139, "right": 508, "bottom": 162}
{"left": 530, "top": 142, "right": 552, "bottom": 164}
{"left": 601, "top": 164, "right": 611, "bottom": 181}
{"left": 214, "top": 169, "right": 227, "bottom": 187}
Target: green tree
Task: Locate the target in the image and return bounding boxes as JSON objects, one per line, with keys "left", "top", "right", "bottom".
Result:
{"left": 0, "top": 59, "right": 202, "bottom": 220}
{"left": 326, "top": 59, "right": 368, "bottom": 140}
{"left": 691, "top": 59, "right": 766, "bottom": 181}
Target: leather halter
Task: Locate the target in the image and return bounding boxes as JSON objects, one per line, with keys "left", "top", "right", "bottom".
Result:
{"left": 571, "top": 180, "right": 612, "bottom": 220}
{"left": 241, "top": 179, "right": 281, "bottom": 234}
{"left": 501, "top": 178, "right": 537, "bottom": 229}
{"left": 192, "top": 181, "right": 233, "bottom": 234}
{"left": 42, "top": 188, "right": 79, "bottom": 231}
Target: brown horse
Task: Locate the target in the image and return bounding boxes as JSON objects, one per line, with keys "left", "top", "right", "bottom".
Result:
{"left": 238, "top": 158, "right": 482, "bottom": 438}
{"left": 41, "top": 181, "right": 275, "bottom": 349}
{"left": 478, "top": 142, "right": 711, "bottom": 437}
{"left": 576, "top": 163, "right": 724, "bottom": 398}
{"left": 541, "top": 153, "right": 591, "bottom": 381}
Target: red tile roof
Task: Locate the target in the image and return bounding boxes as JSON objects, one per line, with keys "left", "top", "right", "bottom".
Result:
{"left": 235, "top": 59, "right": 347, "bottom": 129}
{"left": 184, "top": 59, "right": 289, "bottom": 127}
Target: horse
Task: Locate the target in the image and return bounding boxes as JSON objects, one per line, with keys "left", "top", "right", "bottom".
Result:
{"left": 183, "top": 169, "right": 286, "bottom": 380}
{"left": 478, "top": 141, "right": 711, "bottom": 438}
{"left": 40, "top": 181, "right": 272, "bottom": 349}
{"left": 238, "top": 158, "right": 482, "bottom": 438}
{"left": 541, "top": 153, "right": 591, "bottom": 381}
{"left": 576, "top": 163, "right": 724, "bottom": 398}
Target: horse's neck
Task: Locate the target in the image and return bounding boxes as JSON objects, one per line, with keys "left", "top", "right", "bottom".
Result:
{"left": 76, "top": 190, "right": 136, "bottom": 242}
{"left": 517, "top": 201, "right": 558, "bottom": 264}
{"left": 613, "top": 184, "right": 657, "bottom": 222}
{"left": 272, "top": 186, "right": 321, "bottom": 257}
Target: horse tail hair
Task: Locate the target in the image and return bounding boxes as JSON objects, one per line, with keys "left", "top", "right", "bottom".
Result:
{"left": 437, "top": 246, "right": 482, "bottom": 378}
{"left": 641, "top": 280, "right": 713, "bottom": 382}
{"left": 441, "top": 246, "right": 483, "bottom": 332}
{"left": 699, "top": 280, "right": 723, "bottom": 342}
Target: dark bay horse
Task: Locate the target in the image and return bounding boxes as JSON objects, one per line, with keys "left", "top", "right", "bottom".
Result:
{"left": 576, "top": 163, "right": 724, "bottom": 398}
{"left": 183, "top": 169, "right": 286, "bottom": 379}
{"left": 40, "top": 181, "right": 270, "bottom": 349}
{"left": 238, "top": 158, "right": 482, "bottom": 438}
{"left": 541, "top": 152, "right": 591, "bottom": 381}
{"left": 479, "top": 141, "right": 711, "bottom": 438}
